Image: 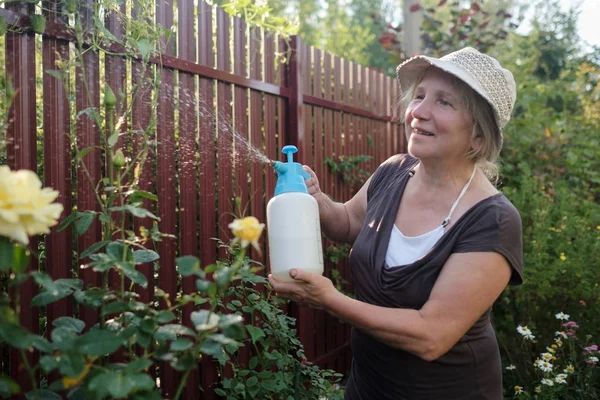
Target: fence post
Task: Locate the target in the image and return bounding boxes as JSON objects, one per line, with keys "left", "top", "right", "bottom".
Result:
{"left": 285, "top": 35, "right": 316, "bottom": 362}
{"left": 286, "top": 35, "right": 304, "bottom": 148}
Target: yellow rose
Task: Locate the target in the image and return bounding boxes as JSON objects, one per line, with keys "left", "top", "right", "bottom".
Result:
{"left": 0, "top": 166, "right": 64, "bottom": 244}
{"left": 228, "top": 216, "right": 265, "bottom": 252}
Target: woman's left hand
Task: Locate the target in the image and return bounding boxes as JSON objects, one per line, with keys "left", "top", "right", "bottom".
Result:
{"left": 268, "top": 269, "right": 337, "bottom": 310}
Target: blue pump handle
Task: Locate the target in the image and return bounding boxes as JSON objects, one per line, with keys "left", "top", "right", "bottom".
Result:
{"left": 272, "top": 145, "right": 310, "bottom": 195}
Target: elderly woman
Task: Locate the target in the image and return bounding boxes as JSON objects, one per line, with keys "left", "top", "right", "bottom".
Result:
{"left": 269, "top": 47, "right": 523, "bottom": 399}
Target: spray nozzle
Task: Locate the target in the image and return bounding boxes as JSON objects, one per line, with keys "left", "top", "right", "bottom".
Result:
{"left": 271, "top": 145, "right": 310, "bottom": 195}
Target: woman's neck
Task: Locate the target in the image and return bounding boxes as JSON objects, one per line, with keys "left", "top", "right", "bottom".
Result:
{"left": 412, "top": 157, "right": 477, "bottom": 192}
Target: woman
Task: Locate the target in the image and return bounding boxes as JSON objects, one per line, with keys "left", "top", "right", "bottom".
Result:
{"left": 269, "top": 47, "right": 523, "bottom": 399}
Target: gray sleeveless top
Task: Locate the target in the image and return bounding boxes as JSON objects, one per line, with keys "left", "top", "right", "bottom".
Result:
{"left": 345, "top": 154, "right": 523, "bottom": 400}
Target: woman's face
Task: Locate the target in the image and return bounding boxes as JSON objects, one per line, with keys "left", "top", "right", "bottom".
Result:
{"left": 404, "top": 68, "right": 475, "bottom": 163}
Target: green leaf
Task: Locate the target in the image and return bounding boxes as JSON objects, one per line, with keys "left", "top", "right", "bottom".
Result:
{"left": 74, "top": 288, "right": 106, "bottom": 308}
{"left": 0, "top": 237, "right": 16, "bottom": 272}
{"left": 133, "top": 250, "right": 160, "bottom": 263}
{"left": 156, "top": 311, "right": 176, "bottom": 324}
{"left": 107, "top": 132, "right": 119, "bottom": 147}
{"left": 128, "top": 373, "right": 155, "bottom": 391}
{"left": 247, "top": 376, "right": 259, "bottom": 387}
{"left": 39, "top": 355, "right": 59, "bottom": 373}
{"left": 109, "top": 205, "right": 160, "bottom": 220}
{"left": 106, "top": 241, "right": 134, "bottom": 262}
{"left": 129, "top": 190, "right": 158, "bottom": 202}
{"left": 124, "top": 358, "right": 153, "bottom": 374}
{"left": 119, "top": 264, "right": 148, "bottom": 288}
{"left": 75, "top": 146, "right": 94, "bottom": 161}
{"left": 31, "top": 290, "right": 70, "bottom": 307}
{"left": 45, "top": 69, "right": 64, "bottom": 81}
{"left": 93, "top": 16, "right": 119, "bottom": 43}
{"left": 101, "top": 301, "right": 129, "bottom": 316}
{"left": 170, "top": 337, "right": 193, "bottom": 351}
{"left": 0, "top": 376, "right": 20, "bottom": 398}
{"left": 196, "top": 279, "right": 212, "bottom": 293}
{"left": 9, "top": 243, "right": 30, "bottom": 274}
{"left": 74, "top": 212, "right": 95, "bottom": 235}
{"left": 136, "top": 38, "right": 153, "bottom": 62}
{"left": 53, "top": 317, "right": 85, "bottom": 333}
{"left": 246, "top": 325, "right": 266, "bottom": 344}
{"left": 76, "top": 330, "right": 122, "bottom": 355}
{"left": 30, "top": 335, "right": 53, "bottom": 353}
{"left": 176, "top": 256, "right": 204, "bottom": 277}
{"left": 191, "top": 310, "right": 219, "bottom": 332}
{"left": 25, "top": 389, "right": 62, "bottom": 400}
{"left": 154, "top": 324, "right": 195, "bottom": 342}
{"left": 58, "top": 352, "right": 85, "bottom": 378}
{"left": 51, "top": 326, "right": 78, "bottom": 351}
{"left": 80, "top": 241, "right": 110, "bottom": 259}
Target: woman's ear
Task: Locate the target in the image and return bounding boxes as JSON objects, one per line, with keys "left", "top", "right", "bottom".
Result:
{"left": 470, "top": 135, "right": 483, "bottom": 153}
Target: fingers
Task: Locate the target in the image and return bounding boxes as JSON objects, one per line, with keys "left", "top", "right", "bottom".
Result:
{"left": 302, "top": 165, "right": 321, "bottom": 195}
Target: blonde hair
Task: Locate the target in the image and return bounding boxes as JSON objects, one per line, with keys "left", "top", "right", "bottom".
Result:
{"left": 395, "top": 67, "right": 502, "bottom": 184}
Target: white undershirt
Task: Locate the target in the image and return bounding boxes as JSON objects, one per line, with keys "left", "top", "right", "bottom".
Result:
{"left": 385, "top": 166, "right": 476, "bottom": 267}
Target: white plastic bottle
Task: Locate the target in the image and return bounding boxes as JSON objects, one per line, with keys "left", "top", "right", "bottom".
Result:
{"left": 267, "top": 145, "right": 324, "bottom": 282}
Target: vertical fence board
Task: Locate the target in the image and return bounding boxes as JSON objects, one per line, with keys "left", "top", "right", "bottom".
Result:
{"left": 5, "top": 2, "right": 39, "bottom": 394}
{"left": 105, "top": 2, "right": 128, "bottom": 298}
{"left": 42, "top": 0, "right": 72, "bottom": 330}
{"left": 197, "top": 3, "right": 219, "bottom": 398}
{"left": 177, "top": 0, "right": 200, "bottom": 398}
{"left": 263, "top": 32, "right": 277, "bottom": 276}
{"left": 76, "top": 0, "right": 102, "bottom": 331}
{"left": 156, "top": 0, "right": 178, "bottom": 397}
{"left": 249, "top": 27, "right": 266, "bottom": 264}
{"left": 216, "top": 8, "right": 233, "bottom": 254}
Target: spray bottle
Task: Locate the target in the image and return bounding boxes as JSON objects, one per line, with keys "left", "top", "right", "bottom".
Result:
{"left": 267, "top": 145, "right": 324, "bottom": 282}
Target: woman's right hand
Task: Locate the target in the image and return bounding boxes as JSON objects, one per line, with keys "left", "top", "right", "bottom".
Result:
{"left": 302, "top": 165, "right": 324, "bottom": 200}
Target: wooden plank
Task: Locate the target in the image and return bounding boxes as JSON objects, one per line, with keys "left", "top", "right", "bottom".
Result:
{"left": 42, "top": 0, "right": 73, "bottom": 330}
{"left": 5, "top": 2, "right": 40, "bottom": 393}
{"left": 156, "top": 0, "right": 178, "bottom": 397}
{"left": 75, "top": 0, "right": 102, "bottom": 331}
{"left": 197, "top": 3, "right": 220, "bottom": 398}
{"left": 249, "top": 26, "right": 266, "bottom": 266}
{"left": 216, "top": 8, "right": 234, "bottom": 256}
{"left": 264, "top": 31, "right": 277, "bottom": 279}
{"left": 178, "top": 0, "right": 200, "bottom": 397}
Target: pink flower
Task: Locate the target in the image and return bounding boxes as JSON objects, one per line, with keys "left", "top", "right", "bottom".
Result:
{"left": 562, "top": 321, "right": 580, "bottom": 329}
{"left": 584, "top": 345, "right": 598, "bottom": 352}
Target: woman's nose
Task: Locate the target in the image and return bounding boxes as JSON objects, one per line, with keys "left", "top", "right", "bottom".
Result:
{"left": 409, "top": 98, "right": 432, "bottom": 121}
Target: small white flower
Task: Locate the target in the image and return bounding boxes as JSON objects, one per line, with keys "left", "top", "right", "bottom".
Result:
{"left": 554, "top": 374, "right": 568, "bottom": 384}
{"left": 587, "top": 356, "right": 599, "bottom": 364}
{"left": 505, "top": 364, "right": 516, "bottom": 370}
{"left": 517, "top": 325, "right": 535, "bottom": 340}
{"left": 540, "top": 352, "right": 553, "bottom": 361}
{"left": 555, "top": 331, "right": 568, "bottom": 339}
{"left": 564, "top": 365, "right": 575, "bottom": 374}
{"left": 541, "top": 378, "right": 554, "bottom": 386}
{"left": 555, "top": 312, "right": 570, "bottom": 321}
{"left": 514, "top": 385, "right": 524, "bottom": 394}
{"left": 536, "top": 360, "right": 553, "bottom": 372}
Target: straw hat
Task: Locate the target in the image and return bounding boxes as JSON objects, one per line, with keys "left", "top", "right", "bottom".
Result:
{"left": 396, "top": 47, "right": 516, "bottom": 133}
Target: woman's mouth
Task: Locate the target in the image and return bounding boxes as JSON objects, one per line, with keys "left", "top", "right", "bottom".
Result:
{"left": 413, "top": 129, "right": 435, "bottom": 137}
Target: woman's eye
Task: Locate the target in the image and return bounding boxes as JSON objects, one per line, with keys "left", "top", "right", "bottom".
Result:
{"left": 414, "top": 94, "right": 424, "bottom": 100}
{"left": 439, "top": 99, "right": 452, "bottom": 107}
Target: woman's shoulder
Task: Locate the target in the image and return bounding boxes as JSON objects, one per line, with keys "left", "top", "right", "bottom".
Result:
{"left": 367, "top": 154, "right": 417, "bottom": 200}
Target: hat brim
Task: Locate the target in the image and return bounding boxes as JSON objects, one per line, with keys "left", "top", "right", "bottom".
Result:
{"left": 396, "top": 56, "right": 500, "bottom": 129}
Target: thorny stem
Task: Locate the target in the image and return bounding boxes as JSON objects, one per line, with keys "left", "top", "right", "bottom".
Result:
{"left": 173, "top": 369, "right": 191, "bottom": 400}
{"left": 20, "top": 349, "right": 38, "bottom": 399}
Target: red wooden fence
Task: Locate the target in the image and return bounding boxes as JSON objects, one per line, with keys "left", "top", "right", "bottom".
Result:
{"left": 0, "top": 1, "right": 404, "bottom": 398}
